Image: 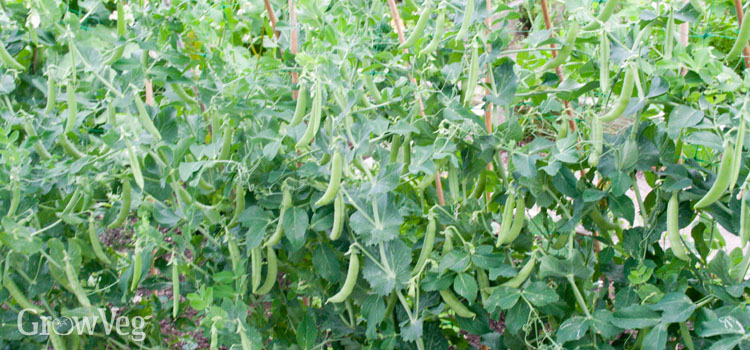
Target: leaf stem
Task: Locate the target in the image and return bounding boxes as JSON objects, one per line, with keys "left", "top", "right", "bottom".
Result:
{"left": 566, "top": 274, "right": 592, "bottom": 318}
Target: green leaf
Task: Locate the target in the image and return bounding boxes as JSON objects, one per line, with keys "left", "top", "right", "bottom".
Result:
{"left": 505, "top": 300, "right": 531, "bottom": 335}
{"left": 707, "top": 336, "right": 743, "bottom": 350}
{"left": 283, "top": 207, "right": 308, "bottom": 251}
{"left": 485, "top": 286, "right": 521, "bottom": 312}
{"left": 538, "top": 253, "right": 593, "bottom": 280}
{"left": 642, "top": 322, "right": 668, "bottom": 350}
{"left": 697, "top": 316, "right": 746, "bottom": 337}
{"left": 312, "top": 244, "right": 341, "bottom": 282}
{"left": 488, "top": 61, "right": 518, "bottom": 107}
{"left": 667, "top": 105, "right": 703, "bottom": 139}
{"left": 612, "top": 305, "right": 661, "bottom": 329}
{"left": 362, "top": 239, "right": 411, "bottom": 295}
{"left": 439, "top": 250, "right": 471, "bottom": 274}
{"left": 557, "top": 316, "right": 591, "bottom": 343}
{"left": 453, "top": 273, "right": 478, "bottom": 302}
{"left": 349, "top": 194, "right": 404, "bottom": 246}
{"left": 399, "top": 318, "right": 423, "bottom": 342}
{"left": 648, "top": 292, "right": 696, "bottom": 323}
{"left": 523, "top": 282, "right": 559, "bottom": 307}
{"left": 362, "top": 295, "right": 386, "bottom": 339}
{"left": 297, "top": 310, "right": 318, "bottom": 350}
{"left": 590, "top": 310, "right": 623, "bottom": 339}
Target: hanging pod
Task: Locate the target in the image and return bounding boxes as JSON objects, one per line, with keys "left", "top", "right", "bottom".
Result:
{"left": 419, "top": 10, "right": 445, "bottom": 56}
{"left": 455, "top": 0, "right": 474, "bottom": 42}
{"left": 667, "top": 192, "right": 689, "bottom": 261}
{"left": 315, "top": 149, "right": 343, "bottom": 207}
{"left": 327, "top": 247, "right": 359, "bottom": 304}
{"left": 599, "top": 63, "right": 636, "bottom": 122}
{"left": 582, "top": 0, "right": 619, "bottom": 31}
{"left": 501, "top": 254, "right": 537, "bottom": 288}
{"left": 540, "top": 23, "right": 579, "bottom": 71}
{"left": 694, "top": 140, "right": 735, "bottom": 209}
{"left": 399, "top": 0, "right": 434, "bottom": 50}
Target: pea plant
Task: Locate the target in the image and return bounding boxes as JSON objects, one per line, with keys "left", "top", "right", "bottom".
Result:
{"left": 1, "top": 0, "right": 749, "bottom": 349}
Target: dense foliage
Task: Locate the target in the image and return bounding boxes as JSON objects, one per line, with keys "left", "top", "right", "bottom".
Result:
{"left": 1, "top": 0, "right": 750, "bottom": 349}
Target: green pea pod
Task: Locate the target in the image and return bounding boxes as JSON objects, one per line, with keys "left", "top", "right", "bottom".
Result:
{"left": 2, "top": 274, "right": 42, "bottom": 314}
{"left": 420, "top": 10, "right": 445, "bottom": 56}
{"left": 290, "top": 83, "right": 309, "bottom": 126}
{"left": 728, "top": 111, "right": 746, "bottom": 193}
{"left": 402, "top": 134, "right": 412, "bottom": 172}
{"left": 172, "top": 256, "right": 180, "bottom": 319}
{"left": 727, "top": 12, "right": 750, "bottom": 60}
{"left": 210, "top": 324, "right": 219, "bottom": 350}
{"left": 582, "top": 0, "right": 619, "bottom": 31}
{"left": 7, "top": 181, "right": 19, "bottom": 218}
{"left": 502, "top": 194, "right": 526, "bottom": 245}
{"left": 439, "top": 289, "right": 476, "bottom": 318}
{"left": 265, "top": 186, "right": 292, "bottom": 247}
{"left": 59, "top": 135, "right": 86, "bottom": 159}
{"left": 24, "top": 120, "right": 52, "bottom": 160}
{"left": 417, "top": 171, "right": 436, "bottom": 193}
{"left": 126, "top": 139, "right": 144, "bottom": 189}
{"left": 170, "top": 83, "right": 199, "bottom": 107}
{"left": 412, "top": 214, "right": 436, "bottom": 276}
{"left": 599, "top": 30, "right": 610, "bottom": 93}
{"left": 256, "top": 246, "right": 278, "bottom": 295}
{"left": 314, "top": 150, "right": 343, "bottom": 207}
{"left": 107, "top": 179, "right": 131, "bottom": 229}
{"left": 134, "top": 95, "right": 162, "bottom": 140}
{"left": 105, "top": 0, "right": 126, "bottom": 65}
{"left": 389, "top": 135, "right": 402, "bottom": 164}
{"left": 296, "top": 81, "right": 322, "bottom": 149}
{"left": 229, "top": 182, "right": 245, "bottom": 228}
{"left": 218, "top": 125, "right": 234, "bottom": 161}
{"left": 742, "top": 192, "right": 750, "bottom": 247}
{"left": 442, "top": 227, "right": 453, "bottom": 254}
{"left": 689, "top": 0, "right": 705, "bottom": 15}
{"left": 327, "top": 248, "right": 359, "bottom": 304}
{"left": 363, "top": 72, "right": 382, "bottom": 103}
{"left": 329, "top": 192, "right": 345, "bottom": 240}
{"left": 399, "top": 1, "right": 433, "bottom": 50}
{"left": 45, "top": 69, "right": 56, "bottom": 114}
{"left": 496, "top": 194, "right": 516, "bottom": 247}
{"left": 664, "top": 11, "right": 674, "bottom": 60}
{"left": 501, "top": 255, "right": 536, "bottom": 288}
{"left": 0, "top": 42, "right": 25, "bottom": 70}
{"left": 476, "top": 268, "right": 490, "bottom": 305}
{"left": 239, "top": 324, "right": 253, "bottom": 350}
{"left": 589, "top": 208, "right": 620, "bottom": 231}
{"left": 469, "top": 170, "right": 486, "bottom": 199}
{"left": 589, "top": 113, "right": 603, "bottom": 167}
{"left": 88, "top": 215, "right": 111, "bottom": 265}
{"left": 599, "top": 63, "right": 636, "bottom": 122}
{"left": 62, "top": 189, "right": 82, "bottom": 217}
{"left": 540, "top": 22, "right": 579, "bottom": 71}
{"left": 130, "top": 248, "right": 142, "bottom": 292}
{"left": 694, "top": 140, "right": 735, "bottom": 209}
{"left": 463, "top": 41, "right": 479, "bottom": 106}
{"left": 65, "top": 257, "right": 92, "bottom": 307}
{"left": 455, "top": 0, "right": 474, "bottom": 42}
{"left": 667, "top": 192, "right": 689, "bottom": 261}
{"left": 251, "top": 246, "right": 262, "bottom": 293}
{"left": 65, "top": 83, "right": 77, "bottom": 135}
{"left": 47, "top": 318, "right": 67, "bottom": 350}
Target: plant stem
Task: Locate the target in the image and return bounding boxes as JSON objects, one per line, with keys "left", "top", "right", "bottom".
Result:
{"left": 567, "top": 275, "right": 592, "bottom": 318}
